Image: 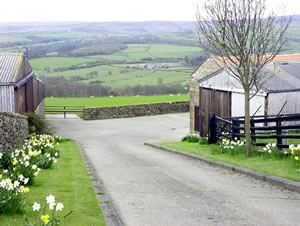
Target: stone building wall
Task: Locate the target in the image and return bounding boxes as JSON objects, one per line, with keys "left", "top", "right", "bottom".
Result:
{"left": 190, "top": 57, "right": 222, "bottom": 133}
{"left": 0, "top": 112, "right": 28, "bottom": 152}
{"left": 83, "top": 101, "right": 189, "bottom": 120}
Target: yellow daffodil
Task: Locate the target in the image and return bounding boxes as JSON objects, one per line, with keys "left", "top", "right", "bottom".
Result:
{"left": 13, "top": 160, "right": 17, "bottom": 165}
{"left": 291, "top": 151, "right": 294, "bottom": 155}
{"left": 41, "top": 214, "right": 50, "bottom": 224}
{"left": 24, "top": 188, "right": 30, "bottom": 193}
{"left": 295, "top": 156, "right": 299, "bottom": 161}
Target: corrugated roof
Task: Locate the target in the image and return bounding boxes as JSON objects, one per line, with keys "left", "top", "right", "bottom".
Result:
{"left": 262, "top": 61, "right": 300, "bottom": 93}
{"left": 197, "top": 54, "right": 300, "bottom": 93}
{"left": 0, "top": 52, "right": 23, "bottom": 84}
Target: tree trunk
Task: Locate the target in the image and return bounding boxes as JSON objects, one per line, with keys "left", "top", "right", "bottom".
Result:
{"left": 244, "top": 89, "right": 252, "bottom": 156}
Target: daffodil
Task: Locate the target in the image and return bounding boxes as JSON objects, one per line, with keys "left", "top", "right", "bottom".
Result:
{"left": 32, "top": 202, "right": 40, "bottom": 211}
{"left": 295, "top": 156, "right": 299, "bottom": 161}
{"left": 24, "top": 187, "right": 30, "bottom": 193}
{"left": 41, "top": 214, "right": 50, "bottom": 224}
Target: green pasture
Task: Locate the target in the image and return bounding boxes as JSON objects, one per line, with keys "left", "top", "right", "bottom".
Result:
{"left": 45, "top": 94, "right": 189, "bottom": 108}
{"left": 148, "top": 44, "right": 200, "bottom": 58}
{"left": 0, "top": 33, "right": 31, "bottom": 43}
{"left": 30, "top": 57, "right": 96, "bottom": 72}
{"left": 39, "top": 63, "right": 193, "bottom": 87}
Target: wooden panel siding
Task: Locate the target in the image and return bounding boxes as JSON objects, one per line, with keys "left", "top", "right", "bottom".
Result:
{"left": 199, "top": 87, "right": 231, "bottom": 137}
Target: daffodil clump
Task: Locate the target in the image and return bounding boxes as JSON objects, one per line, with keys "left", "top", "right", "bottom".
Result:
{"left": 0, "top": 135, "right": 62, "bottom": 215}
{"left": 212, "top": 137, "right": 245, "bottom": 156}
{"left": 24, "top": 194, "right": 72, "bottom": 226}
{"left": 261, "top": 143, "right": 288, "bottom": 159}
{"left": 289, "top": 144, "right": 300, "bottom": 167}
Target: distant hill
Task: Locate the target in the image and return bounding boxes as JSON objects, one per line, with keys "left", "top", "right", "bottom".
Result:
{"left": 0, "top": 21, "right": 197, "bottom": 34}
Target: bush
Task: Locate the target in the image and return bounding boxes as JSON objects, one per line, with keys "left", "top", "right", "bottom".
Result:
{"left": 23, "top": 113, "right": 52, "bottom": 135}
{"left": 181, "top": 135, "right": 201, "bottom": 143}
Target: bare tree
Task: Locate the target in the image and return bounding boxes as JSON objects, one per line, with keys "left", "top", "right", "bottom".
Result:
{"left": 196, "top": 0, "right": 291, "bottom": 155}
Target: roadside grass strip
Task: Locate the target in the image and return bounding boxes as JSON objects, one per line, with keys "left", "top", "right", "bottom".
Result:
{"left": 0, "top": 139, "right": 105, "bottom": 225}
{"left": 159, "top": 142, "right": 300, "bottom": 183}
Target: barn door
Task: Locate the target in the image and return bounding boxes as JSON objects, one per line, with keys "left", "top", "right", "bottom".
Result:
{"left": 199, "top": 88, "right": 231, "bottom": 137}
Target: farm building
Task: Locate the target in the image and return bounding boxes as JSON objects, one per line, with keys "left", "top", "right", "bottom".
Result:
{"left": 0, "top": 52, "right": 45, "bottom": 115}
{"left": 190, "top": 54, "right": 300, "bottom": 136}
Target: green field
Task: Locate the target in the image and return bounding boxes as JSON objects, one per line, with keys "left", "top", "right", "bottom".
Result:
{"left": 46, "top": 94, "right": 189, "bottom": 108}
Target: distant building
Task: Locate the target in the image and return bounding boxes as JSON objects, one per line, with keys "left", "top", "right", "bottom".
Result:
{"left": 0, "top": 52, "right": 45, "bottom": 115}
{"left": 190, "top": 54, "right": 300, "bottom": 136}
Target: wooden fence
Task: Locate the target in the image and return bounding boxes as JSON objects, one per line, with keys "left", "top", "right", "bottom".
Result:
{"left": 45, "top": 106, "right": 85, "bottom": 118}
{"left": 208, "top": 112, "right": 300, "bottom": 148}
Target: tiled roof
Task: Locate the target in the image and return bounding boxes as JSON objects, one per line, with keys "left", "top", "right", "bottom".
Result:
{"left": 0, "top": 52, "right": 23, "bottom": 84}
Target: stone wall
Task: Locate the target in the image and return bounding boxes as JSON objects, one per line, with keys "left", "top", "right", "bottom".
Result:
{"left": 35, "top": 99, "right": 45, "bottom": 117}
{"left": 190, "top": 57, "right": 222, "bottom": 133}
{"left": 0, "top": 112, "right": 28, "bottom": 152}
{"left": 83, "top": 101, "right": 189, "bottom": 120}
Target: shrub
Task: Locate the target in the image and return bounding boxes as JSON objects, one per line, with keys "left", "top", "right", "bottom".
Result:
{"left": 23, "top": 113, "right": 52, "bottom": 135}
{"left": 181, "top": 135, "right": 201, "bottom": 143}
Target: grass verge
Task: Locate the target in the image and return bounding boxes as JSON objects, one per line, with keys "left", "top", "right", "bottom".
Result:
{"left": 0, "top": 140, "right": 105, "bottom": 226}
{"left": 160, "top": 142, "right": 300, "bottom": 182}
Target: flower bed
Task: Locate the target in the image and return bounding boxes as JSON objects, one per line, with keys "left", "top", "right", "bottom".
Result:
{"left": 0, "top": 134, "right": 61, "bottom": 215}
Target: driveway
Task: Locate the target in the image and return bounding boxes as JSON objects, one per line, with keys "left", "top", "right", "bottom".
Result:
{"left": 48, "top": 113, "right": 300, "bottom": 226}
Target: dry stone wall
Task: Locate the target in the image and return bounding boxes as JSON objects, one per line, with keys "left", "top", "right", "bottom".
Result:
{"left": 0, "top": 112, "right": 28, "bottom": 152}
{"left": 83, "top": 101, "right": 189, "bottom": 120}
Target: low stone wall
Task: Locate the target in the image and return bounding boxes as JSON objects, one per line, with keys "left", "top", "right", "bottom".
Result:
{"left": 83, "top": 101, "right": 190, "bottom": 120}
{"left": 0, "top": 112, "right": 28, "bottom": 152}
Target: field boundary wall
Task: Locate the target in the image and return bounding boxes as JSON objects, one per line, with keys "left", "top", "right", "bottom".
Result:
{"left": 83, "top": 101, "right": 189, "bottom": 120}
{"left": 0, "top": 112, "right": 28, "bottom": 152}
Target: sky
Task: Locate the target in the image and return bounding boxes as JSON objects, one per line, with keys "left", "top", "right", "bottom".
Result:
{"left": 0, "top": 0, "right": 299, "bottom": 22}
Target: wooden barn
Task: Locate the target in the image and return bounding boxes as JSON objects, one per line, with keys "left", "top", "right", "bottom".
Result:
{"left": 0, "top": 52, "right": 45, "bottom": 115}
{"left": 190, "top": 54, "right": 300, "bottom": 137}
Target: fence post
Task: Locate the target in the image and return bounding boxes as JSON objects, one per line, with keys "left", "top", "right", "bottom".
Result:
{"left": 208, "top": 112, "right": 217, "bottom": 144}
{"left": 64, "top": 106, "right": 66, "bottom": 119}
{"left": 276, "top": 117, "right": 282, "bottom": 148}
{"left": 232, "top": 119, "right": 240, "bottom": 141}
{"left": 250, "top": 119, "right": 256, "bottom": 145}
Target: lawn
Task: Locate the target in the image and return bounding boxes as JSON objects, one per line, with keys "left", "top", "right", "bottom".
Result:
{"left": 160, "top": 142, "right": 300, "bottom": 182}
{"left": 46, "top": 94, "right": 189, "bottom": 108}
{"left": 0, "top": 140, "right": 105, "bottom": 225}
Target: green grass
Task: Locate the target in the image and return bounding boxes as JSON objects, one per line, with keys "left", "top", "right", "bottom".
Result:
{"left": 46, "top": 94, "right": 189, "bottom": 108}
{"left": 160, "top": 142, "right": 300, "bottom": 182}
{"left": 0, "top": 140, "right": 105, "bottom": 225}
{"left": 30, "top": 57, "right": 97, "bottom": 72}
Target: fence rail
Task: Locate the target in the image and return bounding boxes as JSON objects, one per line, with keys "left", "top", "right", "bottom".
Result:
{"left": 208, "top": 112, "right": 300, "bottom": 148}
{"left": 45, "top": 106, "right": 85, "bottom": 118}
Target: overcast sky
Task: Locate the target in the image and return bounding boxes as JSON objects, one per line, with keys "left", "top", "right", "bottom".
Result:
{"left": 0, "top": 0, "right": 299, "bottom": 22}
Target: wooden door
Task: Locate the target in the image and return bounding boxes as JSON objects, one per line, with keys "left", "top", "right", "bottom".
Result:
{"left": 199, "top": 87, "right": 231, "bottom": 137}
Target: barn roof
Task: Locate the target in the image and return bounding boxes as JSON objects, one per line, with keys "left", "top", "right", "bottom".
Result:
{"left": 261, "top": 61, "right": 300, "bottom": 93}
{"left": 196, "top": 54, "right": 300, "bottom": 93}
{"left": 0, "top": 52, "right": 23, "bottom": 85}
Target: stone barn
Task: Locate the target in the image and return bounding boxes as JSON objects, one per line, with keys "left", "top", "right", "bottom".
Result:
{"left": 190, "top": 54, "right": 300, "bottom": 137}
{"left": 0, "top": 52, "right": 45, "bottom": 115}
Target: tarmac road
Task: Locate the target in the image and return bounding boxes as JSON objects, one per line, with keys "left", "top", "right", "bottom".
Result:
{"left": 48, "top": 113, "right": 300, "bottom": 226}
